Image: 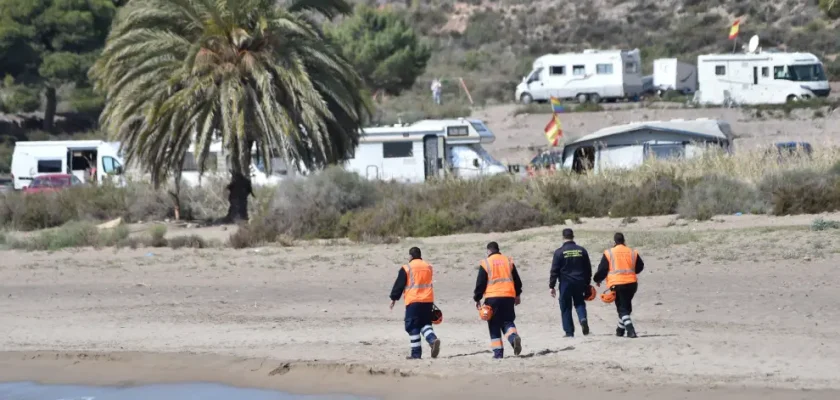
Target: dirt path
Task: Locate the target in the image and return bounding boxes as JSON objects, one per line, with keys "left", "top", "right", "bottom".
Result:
{"left": 1, "top": 213, "right": 839, "bottom": 398}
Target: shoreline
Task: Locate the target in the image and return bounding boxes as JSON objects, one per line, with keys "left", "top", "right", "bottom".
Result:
{"left": 1, "top": 351, "right": 837, "bottom": 400}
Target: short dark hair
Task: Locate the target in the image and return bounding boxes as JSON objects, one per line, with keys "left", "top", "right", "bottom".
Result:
{"left": 486, "top": 241, "right": 500, "bottom": 252}
{"left": 409, "top": 247, "right": 422, "bottom": 259}
{"left": 562, "top": 228, "right": 574, "bottom": 239}
{"left": 614, "top": 232, "right": 625, "bottom": 245}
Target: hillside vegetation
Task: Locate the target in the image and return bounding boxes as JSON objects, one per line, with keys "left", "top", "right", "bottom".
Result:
{"left": 360, "top": 0, "right": 840, "bottom": 119}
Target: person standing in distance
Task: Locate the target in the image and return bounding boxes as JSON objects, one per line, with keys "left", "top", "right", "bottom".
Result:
{"left": 474, "top": 241, "right": 523, "bottom": 359}
{"left": 594, "top": 232, "right": 645, "bottom": 338}
{"left": 549, "top": 228, "right": 592, "bottom": 337}
{"left": 389, "top": 247, "right": 442, "bottom": 359}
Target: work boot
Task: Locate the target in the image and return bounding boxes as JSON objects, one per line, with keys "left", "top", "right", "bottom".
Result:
{"left": 430, "top": 339, "right": 441, "bottom": 359}
{"left": 616, "top": 328, "right": 625, "bottom": 337}
{"left": 493, "top": 349, "right": 504, "bottom": 359}
{"left": 581, "top": 320, "right": 590, "bottom": 336}
{"left": 405, "top": 355, "right": 421, "bottom": 360}
{"left": 512, "top": 336, "right": 522, "bottom": 356}
{"left": 626, "top": 325, "right": 637, "bottom": 339}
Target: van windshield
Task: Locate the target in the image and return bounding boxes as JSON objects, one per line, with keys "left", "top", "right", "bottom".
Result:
{"left": 469, "top": 121, "right": 488, "bottom": 133}
{"left": 528, "top": 68, "right": 543, "bottom": 83}
{"left": 785, "top": 64, "right": 826, "bottom": 82}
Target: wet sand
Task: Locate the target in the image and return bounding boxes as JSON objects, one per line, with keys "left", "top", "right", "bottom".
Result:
{"left": 2, "top": 213, "right": 840, "bottom": 399}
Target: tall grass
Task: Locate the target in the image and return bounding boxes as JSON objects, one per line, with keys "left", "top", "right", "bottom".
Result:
{"left": 229, "top": 146, "right": 840, "bottom": 246}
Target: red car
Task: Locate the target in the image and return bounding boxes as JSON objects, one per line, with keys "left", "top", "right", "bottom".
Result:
{"left": 22, "top": 174, "right": 84, "bottom": 194}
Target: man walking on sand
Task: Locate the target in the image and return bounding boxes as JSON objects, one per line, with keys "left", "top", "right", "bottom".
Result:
{"left": 594, "top": 232, "right": 645, "bottom": 338}
{"left": 389, "top": 247, "right": 441, "bottom": 359}
{"left": 474, "top": 241, "right": 523, "bottom": 359}
{"left": 550, "top": 228, "right": 592, "bottom": 337}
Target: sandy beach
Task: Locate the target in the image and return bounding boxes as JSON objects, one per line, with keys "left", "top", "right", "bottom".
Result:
{"left": 2, "top": 212, "right": 840, "bottom": 399}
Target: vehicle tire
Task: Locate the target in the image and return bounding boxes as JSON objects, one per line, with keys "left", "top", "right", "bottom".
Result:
{"left": 786, "top": 95, "right": 799, "bottom": 103}
{"left": 520, "top": 93, "right": 533, "bottom": 104}
{"left": 577, "top": 93, "right": 588, "bottom": 104}
{"left": 589, "top": 93, "right": 601, "bottom": 104}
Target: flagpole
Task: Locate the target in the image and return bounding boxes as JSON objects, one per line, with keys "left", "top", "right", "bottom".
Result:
{"left": 732, "top": 36, "right": 737, "bottom": 53}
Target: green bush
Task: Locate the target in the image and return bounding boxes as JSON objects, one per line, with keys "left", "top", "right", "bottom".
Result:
{"left": 9, "top": 222, "right": 121, "bottom": 251}
{"left": 609, "top": 175, "right": 682, "bottom": 217}
{"left": 147, "top": 224, "right": 168, "bottom": 247}
{"left": 678, "top": 175, "right": 764, "bottom": 220}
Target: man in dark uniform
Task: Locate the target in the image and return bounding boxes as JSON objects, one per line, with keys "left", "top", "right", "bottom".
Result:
{"left": 549, "top": 228, "right": 592, "bottom": 337}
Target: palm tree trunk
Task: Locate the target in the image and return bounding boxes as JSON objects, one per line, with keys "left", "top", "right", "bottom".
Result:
{"left": 43, "top": 86, "right": 57, "bottom": 132}
{"left": 225, "top": 171, "right": 252, "bottom": 222}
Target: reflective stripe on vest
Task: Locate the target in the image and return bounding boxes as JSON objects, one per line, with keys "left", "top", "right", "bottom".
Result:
{"left": 605, "top": 246, "right": 638, "bottom": 287}
{"left": 403, "top": 260, "right": 434, "bottom": 305}
{"left": 481, "top": 254, "right": 516, "bottom": 298}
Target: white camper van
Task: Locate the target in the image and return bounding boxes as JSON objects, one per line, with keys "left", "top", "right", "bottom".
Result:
{"left": 515, "top": 49, "right": 644, "bottom": 104}
{"left": 179, "top": 141, "right": 292, "bottom": 187}
{"left": 653, "top": 58, "right": 697, "bottom": 95}
{"left": 11, "top": 140, "right": 126, "bottom": 190}
{"left": 695, "top": 36, "right": 829, "bottom": 105}
{"left": 346, "top": 118, "right": 507, "bottom": 183}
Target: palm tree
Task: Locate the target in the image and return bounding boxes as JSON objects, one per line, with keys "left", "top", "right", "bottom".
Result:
{"left": 90, "top": 0, "right": 371, "bottom": 221}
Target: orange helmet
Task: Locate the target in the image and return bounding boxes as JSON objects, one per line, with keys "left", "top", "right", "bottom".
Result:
{"left": 432, "top": 304, "right": 443, "bottom": 325}
{"left": 600, "top": 289, "right": 616, "bottom": 304}
{"left": 478, "top": 305, "right": 494, "bottom": 321}
{"left": 585, "top": 285, "right": 597, "bottom": 301}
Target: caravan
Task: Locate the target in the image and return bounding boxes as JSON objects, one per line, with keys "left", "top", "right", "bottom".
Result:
{"left": 695, "top": 36, "right": 830, "bottom": 105}
{"left": 653, "top": 58, "right": 698, "bottom": 95}
{"left": 515, "top": 49, "right": 644, "bottom": 104}
{"left": 11, "top": 140, "right": 126, "bottom": 190}
{"left": 345, "top": 118, "right": 507, "bottom": 183}
{"left": 179, "top": 141, "right": 293, "bottom": 187}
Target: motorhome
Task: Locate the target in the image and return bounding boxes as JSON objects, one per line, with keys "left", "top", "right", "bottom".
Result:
{"left": 178, "top": 140, "right": 293, "bottom": 187}
{"left": 11, "top": 140, "right": 126, "bottom": 190}
{"left": 560, "top": 119, "right": 733, "bottom": 174}
{"left": 345, "top": 118, "right": 508, "bottom": 183}
{"left": 653, "top": 58, "right": 698, "bottom": 95}
{"left": 695, "top": 36, "right": 830, "bottom": 105}
{"left": 515, "top": 49, "right": 645, "bottom": 104}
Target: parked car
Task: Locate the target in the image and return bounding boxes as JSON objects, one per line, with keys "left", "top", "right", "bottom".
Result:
{"left": 22, "top": 174, "right": 84, "bottom": 194}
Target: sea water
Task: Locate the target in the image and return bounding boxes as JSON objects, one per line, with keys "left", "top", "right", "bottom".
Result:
{"left": 0, "top": 382, "right": 373, "bottom": 400}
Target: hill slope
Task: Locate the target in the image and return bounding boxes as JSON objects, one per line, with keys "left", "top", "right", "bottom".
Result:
{"left": 363, "top": 0, "right": 840, "bottom": 114}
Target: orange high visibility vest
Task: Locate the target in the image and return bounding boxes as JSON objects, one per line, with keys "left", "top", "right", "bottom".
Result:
{"left": 604, "top": 245, "right": 638, "bottom": 288}
{"left": 480, "top": 254, "right": 516, "bottom": 298}
{"left": 402, "top": 260, "right": 434, "bottom": 305}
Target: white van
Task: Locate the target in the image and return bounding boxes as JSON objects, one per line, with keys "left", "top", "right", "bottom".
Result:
{"left": 346, "top": 118, "right": 508, "bottom": 183}
{"left": 11, "top": 140, "right": 126, "bottom": 190}
{"left": 515, "top": 49, "right": 644, "bottom": 104}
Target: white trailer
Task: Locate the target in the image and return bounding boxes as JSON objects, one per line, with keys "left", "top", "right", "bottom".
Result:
{"left": 695, "top": 40, "right": 830, "bottom": 105}
{"left": 345, "top": 118, "right": 508, "bottom": 183}
{"left": 515, "top": 49, "right": 644, "bottom": 104}
{"left": 653, "top": 58, "right": 698, "bottom": 95}
{"left": 11, "top": 140, "right": 127, "bottom": 190}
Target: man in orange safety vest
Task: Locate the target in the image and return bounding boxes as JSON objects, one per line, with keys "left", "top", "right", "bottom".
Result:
{"left": 474, "top": 241, "right": 523, "bottom": 359}
{"left": 593, "top": 232, "right": 645, "bottom": 338}
{"left": 390, "top": 247, "right": 442, "bottom": 359}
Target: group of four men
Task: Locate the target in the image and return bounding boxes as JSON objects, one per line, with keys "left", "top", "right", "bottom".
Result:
{"left": 388, "top": 228, "right": 645, "bottom": 359}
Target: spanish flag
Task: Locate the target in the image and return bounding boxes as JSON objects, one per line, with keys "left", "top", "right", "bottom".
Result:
{"left": 728, "top": 18, "right": 740, "bottom": 40}
{"left": 544, "top": 113, "right": 563, "bottom": 147}
{"left": 550, "top": 96, "right": 565, "bottom": 113}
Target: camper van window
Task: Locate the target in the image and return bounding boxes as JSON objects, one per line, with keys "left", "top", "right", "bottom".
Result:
{"left": 624, "top": 62, "right": 638, "bottom": 73}
{"left": 102, "top": 156, "right": 123, "bottom": 174}
{"left": 761, "top": 67, "right": 769, "bottom": 77}
{"left": 383, "top": 142, "right": 413, "bottom": 158}
{"left": 37, "top": 160, "right": 62, "bottom": 173}
{"left": 468, "top": 121, "right": 488, "bottom": 133}
{"left": 596, "top": 64, "right": 613, "bottom": 75}
{"left": 549, "top": 66, "right": 565, "bottom": 75}
{"left": 715, "top": 66, "right": 725, "bottom": 76}
{"left": 528, "top": 68, "right": 543, "bottom": 83}
{"left": 572, "top": 65, "right": 585, "bottom": 76}
{"left": 786, "top": 64, "right": 826, "bottom": 82}
{"left": 447, "top": 126, "right": 469, "bottom": 136}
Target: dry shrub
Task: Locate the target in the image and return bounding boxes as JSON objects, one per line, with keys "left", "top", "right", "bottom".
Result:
{"left": 168, "top": 235, "right": 207, "bottom": 249}
{"left": 608, "top": 174, "right": 682, "bottom": 217}
{"left": 678, "top": 175, "right": 764, "bottom": 220}
{"left": 474, "top": 194, "right": 545, "bottom": 233}
{"left": 8, "top": 221, "right": 128, "bottom": 251}
{"left": 759, "top": 169, "right": 840, "bottom": 215}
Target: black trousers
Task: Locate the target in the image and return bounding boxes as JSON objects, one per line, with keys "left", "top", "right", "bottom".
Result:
{"left": 613, "top": 282, "right": 638, "bottom": 330}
